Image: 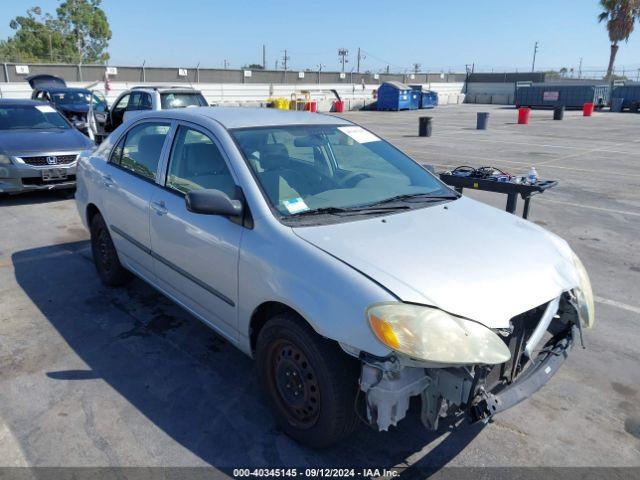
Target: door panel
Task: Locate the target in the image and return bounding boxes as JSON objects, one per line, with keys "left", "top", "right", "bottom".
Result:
{"left": 101, "top": 122, "right": 171, "bottom": 278}
{"left": 150, "top": 126, "right": 242, "bottom": 338}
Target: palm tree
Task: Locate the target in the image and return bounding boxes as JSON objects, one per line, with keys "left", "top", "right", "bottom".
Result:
{"left": 598, "top": 0, "right": 640, "bottom": 80}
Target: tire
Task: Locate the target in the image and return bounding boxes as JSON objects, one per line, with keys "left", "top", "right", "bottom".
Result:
{"left": 631, "top": 103, "right": 640, "bottom": 113}
{"left": 256, "top": 312, "right": 360, "bottom": 448}
{"left": 90, "top": 213, "right": 131, "bottom": 287}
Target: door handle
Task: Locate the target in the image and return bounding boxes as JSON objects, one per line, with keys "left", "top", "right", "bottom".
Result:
{"left": 102, "top": 174, "right": 114, "bottom": 188}
{"left": 150, "top": 200, "right": 168, "bottom": 216}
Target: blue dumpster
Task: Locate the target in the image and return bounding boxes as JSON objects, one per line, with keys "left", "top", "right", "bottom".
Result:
{"left": 377, "top": 81, "right": 417, "bottom": 111}
{"left": 420, "top": 90, "right": 438, "bottom": 109}
{"left": 611, "top": 84, "right": 640, "bottom": 112}
{"left": 409, "top": 85, "right": 438, "bottom": 109}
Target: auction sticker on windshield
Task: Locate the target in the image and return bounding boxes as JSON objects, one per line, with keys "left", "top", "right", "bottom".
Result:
{"left": 282, "top": 197, "right": 309, "bottom": 214}
{"left": 338, "top": 126, "right": 380, "bottom": 144}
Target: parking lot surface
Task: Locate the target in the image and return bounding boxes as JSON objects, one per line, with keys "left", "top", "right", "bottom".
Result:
{"left": 1, "top": 104, "right": 639, "bottom": 471}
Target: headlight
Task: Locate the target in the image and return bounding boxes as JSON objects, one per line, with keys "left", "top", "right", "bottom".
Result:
{"left": 0, "top": 154, "right": 12, "bottom": 165}
{"left": 571, "top": 251, "right": 595, "bottom": 328}
{"left": 366, "top": 302, "right": 511, "bottom": 365}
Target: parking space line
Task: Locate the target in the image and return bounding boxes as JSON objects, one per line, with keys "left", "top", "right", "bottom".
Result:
{"left": 536, "top": 197, "right": 640, "bottom": 217}
{"left": 595, "top": 296, "right": 640, "bottom": 315}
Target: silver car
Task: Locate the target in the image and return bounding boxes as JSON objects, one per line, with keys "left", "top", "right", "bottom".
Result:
{"left": 75, "top": 107, "right": 594, "bottom": 447}
{"left": 0, "top": 99, "right": 95, "bottom": 194}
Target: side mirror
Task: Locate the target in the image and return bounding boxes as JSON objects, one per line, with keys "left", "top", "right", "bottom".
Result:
{"left": 185, "top": 189, "right": 243, "bottom": 217}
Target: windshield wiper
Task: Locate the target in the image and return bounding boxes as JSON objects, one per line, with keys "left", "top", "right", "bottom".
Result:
{"left": 288, "top": 204, "right": 410, "bottom": 218}
{"left": 366, "top": 192, "right": 460, "bottom": 207}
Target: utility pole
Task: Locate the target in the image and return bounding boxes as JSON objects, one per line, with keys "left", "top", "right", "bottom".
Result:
{"left": 531, "top": 41, "right": 539, "bottom": 72}
{"left": 356, "top": 48, "right": 365, "bottom": 73}
{"left": 262, "top": 44, "right": 266, "bottom": 69}
{"left": 282, "top": 49, "right": 289, "bottom": 71}
{"left": 413, "top": 63, "right": 421, "bottom": 75}
{"left": 577, "top": 57, "right": 583, "bottom": 79}
{"left": 338, "top": 48, "right": 349, "bottom": 73}
{"left": 223, "top": 59, "right": 230, "bottom": 69}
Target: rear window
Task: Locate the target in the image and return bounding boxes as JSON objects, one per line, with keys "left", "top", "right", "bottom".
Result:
{"left": 160, "top": 92, "right": 207, "bottom": 109}
{"left": 0, "top": 105, "right": 70, "bottom": 130}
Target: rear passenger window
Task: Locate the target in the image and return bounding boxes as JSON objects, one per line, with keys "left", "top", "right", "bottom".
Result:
{"left": 119, "top": 123, "right": 170, "bottom": 180}
{"left": 165, "top": 126, "right": 236, "bottom": 198}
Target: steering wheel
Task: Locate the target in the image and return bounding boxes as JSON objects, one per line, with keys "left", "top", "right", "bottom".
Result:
{"left": 338, "top": 171, "right": 371, "bottom": 188}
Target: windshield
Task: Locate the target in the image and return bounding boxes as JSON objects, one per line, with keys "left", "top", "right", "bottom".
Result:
{"left": 232, "top": 125, "right": 452, "bottom": 218}
{"left": 160, "top": 92, "right": 208, "bottom": 109}
{"left": 51, "top": 91, "right": 91, "bottom": 105}
{"left": 0, "top": 105, "right": 70, "bottom": 130}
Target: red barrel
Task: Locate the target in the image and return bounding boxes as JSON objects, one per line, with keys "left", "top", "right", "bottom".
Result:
{"left": 334, "top": 100, "right": 345, "bottom": 113}
{"left": 583, "top": 102, "right": 594, "bottom": 116}
{"left": 517, "top": 107, "right": 531, "bottom": 124}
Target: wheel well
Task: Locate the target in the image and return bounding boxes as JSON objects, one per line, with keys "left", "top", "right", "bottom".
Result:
{"left": 86, "top": 203, "right": 100, "bottom": 226}
{"left": 249, "top": 301, "right": 310, "bottom": 353}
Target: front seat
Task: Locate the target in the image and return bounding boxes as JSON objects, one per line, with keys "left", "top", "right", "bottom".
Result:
{"left": 181, "top": 142, "right": 235, "bottom": 197}
{"left": 257, "top": 144, "right": 303, "bottom": 208}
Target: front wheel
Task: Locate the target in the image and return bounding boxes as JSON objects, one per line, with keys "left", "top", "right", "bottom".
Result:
{"left": 90, "top": 213, "right": 131, "bottom": 287}
{"left": 256, "top": 313, "right": 360, "bottom": 448}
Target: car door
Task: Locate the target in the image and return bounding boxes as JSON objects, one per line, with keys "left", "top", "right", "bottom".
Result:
{"left": 123, "top": 92, "right": 152, "bottom": 124}
{"left": 149, "top": 124, "right": 243, "bottom": 339}
{"left": 101, "top": 120, "right": 173, "bottom": 280}
{"left": 107, "top": 93, "right": 130, "bottom": 132}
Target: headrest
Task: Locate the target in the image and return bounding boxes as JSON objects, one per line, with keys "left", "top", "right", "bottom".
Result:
{"left": 137, "top": 134, "right": 166, "bottom": 158}
{"left": 259, "top": 143, "right": 289, "bottom": 171}
{"left": 184, "top": 142, "right": 225, "bottom": 174}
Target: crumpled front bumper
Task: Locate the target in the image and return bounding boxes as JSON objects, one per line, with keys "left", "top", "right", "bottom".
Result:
{"left": 360, "top": 322, "right": 578, "bottom": 432}
{"left": 468, "top": 324, "right": 576, "bottom": 422}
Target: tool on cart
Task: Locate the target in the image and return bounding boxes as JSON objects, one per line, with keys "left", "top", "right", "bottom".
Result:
{"left": 439, "top": 165, "right": 557, "bottom": 219}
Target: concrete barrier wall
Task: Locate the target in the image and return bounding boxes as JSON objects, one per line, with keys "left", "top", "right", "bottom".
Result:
{"left": 465, "top": 82, "right": 515, "bottom": 104}
{"left": 0, "top": 81, "right": 466, "bottom": 112}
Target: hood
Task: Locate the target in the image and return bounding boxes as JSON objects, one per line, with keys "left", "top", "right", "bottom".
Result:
{"left": 293, "top": 197, "right": 579, "bottom": 329}
{"left": 26, "top": 74, "right": 66, "bottom": 89}
{"left": 0, "top": 129, "right": 94, "bottom": 155}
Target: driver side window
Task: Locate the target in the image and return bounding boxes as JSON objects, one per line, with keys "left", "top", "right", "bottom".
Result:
{"left": 165, "top": 126, "right": 236, "bottom": 198}
{"left": 113, "top": 94, "right": 130, "bottom": 113}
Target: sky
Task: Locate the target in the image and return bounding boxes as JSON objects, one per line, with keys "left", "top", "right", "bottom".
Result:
{"left": 1, "top": 0, "right": 640, "bottom": 75}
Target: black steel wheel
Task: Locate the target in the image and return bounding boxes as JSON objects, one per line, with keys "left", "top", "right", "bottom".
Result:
{"left": 90, "top": 213, "right": 131, "bottom": 287}
{"left": 256, "top": 312, "right": 359, "bottom": 448}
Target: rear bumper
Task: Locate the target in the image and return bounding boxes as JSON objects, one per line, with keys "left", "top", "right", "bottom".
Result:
{"left": 469, "top": 325, "right": 576, "bottom": 422}
{"left": 0, "top": 164, "right": 77, "bottom": 194}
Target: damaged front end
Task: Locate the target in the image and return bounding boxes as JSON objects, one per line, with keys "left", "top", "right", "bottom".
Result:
{"left": 359, "top": 293, "right": 581, "bottom": 432}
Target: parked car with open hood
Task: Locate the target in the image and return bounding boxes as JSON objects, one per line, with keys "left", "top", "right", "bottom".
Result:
{"left": 0, "top": 99, "right": 94, "bottom": 194}
{"left": 27, "top": 74, "right": 108, "bottom": 137}
{"left": 75, "top": 107, "right": 594, "bottom": 447}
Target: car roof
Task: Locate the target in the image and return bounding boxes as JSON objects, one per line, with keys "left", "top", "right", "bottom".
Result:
{"left": 44, "top": 88, "right": 92, "bottom": 94}
{"left": 131, "top": 85, "right": 199, "bottom": 92}
{"left": 0, "top": 99, "right": 49, "bottom": 107}
{"left": 137, "top": 106, "right": 353, "bottom": 129}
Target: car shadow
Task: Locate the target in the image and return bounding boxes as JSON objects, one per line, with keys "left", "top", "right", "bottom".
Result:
{"left": 0, "top": 189, "right": 74, "bottom": 206}
{"left": 12, "top": 241, "right": 484, "bottom": 474}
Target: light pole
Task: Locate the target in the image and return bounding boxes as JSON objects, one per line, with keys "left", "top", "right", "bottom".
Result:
{"left": 531, "top": 41, "right": 539, "bottom": 72}
{"left": 338, "top": 48, "right": 349, "bottom": 73}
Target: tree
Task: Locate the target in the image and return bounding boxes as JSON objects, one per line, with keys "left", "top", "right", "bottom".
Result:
{"left": 0, "top": 0, "right": 111, "bottom": 63}
{"left": 243, "top": 64, "right": 265, "bottom": 70}
{"left": 598, "top": 0, "right": 640, "bottom": 80}
{"left": 56, "top": 0, "right": 111, "bottom": 63}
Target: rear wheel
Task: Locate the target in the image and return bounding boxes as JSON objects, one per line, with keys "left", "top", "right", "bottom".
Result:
{"left": 256, "top": 312, "right": 360, "bottom": 448}
{"left": 90, "top": 213, "right": 131, "bottom": 287}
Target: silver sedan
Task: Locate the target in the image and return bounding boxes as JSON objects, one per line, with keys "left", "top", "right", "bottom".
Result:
{"left": 75, "top": 107, "right": 594, "bottom": 447}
